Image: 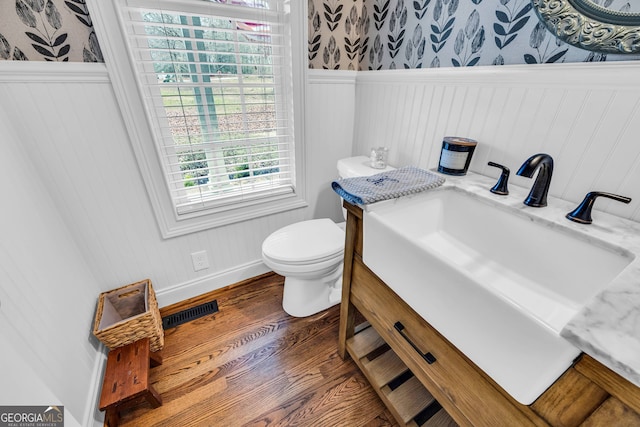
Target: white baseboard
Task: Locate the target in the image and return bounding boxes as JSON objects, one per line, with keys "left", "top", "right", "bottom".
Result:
{"left": 155, "top": 260, "right": 271, "bottom": 308}
{"left": 84, "top": 345, "right": 108, "bottom": 427}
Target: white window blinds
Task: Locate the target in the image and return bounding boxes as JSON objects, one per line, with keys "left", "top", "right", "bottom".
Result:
{"left": 117, "top": 0, "right": 295, "bottom": 215}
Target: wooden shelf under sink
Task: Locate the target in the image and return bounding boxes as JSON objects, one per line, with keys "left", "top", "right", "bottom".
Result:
{"left": 346, "top": 324, "right": 458, "bottom": 427}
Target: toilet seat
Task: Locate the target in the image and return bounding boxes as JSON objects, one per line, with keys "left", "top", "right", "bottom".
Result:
{"left": 262, "top": 218, "right": 344, "bottom": 265}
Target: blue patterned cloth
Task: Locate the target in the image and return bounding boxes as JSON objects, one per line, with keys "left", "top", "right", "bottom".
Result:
{"left": 332, "top": 166, "right": 445, "bottom": 205}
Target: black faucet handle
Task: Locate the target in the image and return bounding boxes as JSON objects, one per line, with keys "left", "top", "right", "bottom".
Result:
{"left": 566, "top": 191, "right": 632, "bottom": 224}
{"left": 488, "top": 162, "right": 510, "bottom": 195}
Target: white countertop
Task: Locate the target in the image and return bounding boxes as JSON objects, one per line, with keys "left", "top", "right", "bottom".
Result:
{"left": 417, "top": 171, "right": 640, "bottom": 388}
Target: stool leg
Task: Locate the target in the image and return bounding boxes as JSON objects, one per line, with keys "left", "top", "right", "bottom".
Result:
{"left": 145, "top": 385, "right": 163, "bottom": 408}
{"left": 105, "top": 407, "right": 120, "bottom": 427}
{"left": 149, "top": 351, "right": 163, "bottom": 368}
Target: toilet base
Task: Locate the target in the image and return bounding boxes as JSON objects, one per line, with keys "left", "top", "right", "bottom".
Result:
{"left": 282, "top": 266, "right": 343, "bottom": 317}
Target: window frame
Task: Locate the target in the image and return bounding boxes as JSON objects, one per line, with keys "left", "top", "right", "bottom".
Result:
{"left": 87, "top": 0, "right": 307, "bottom": 238}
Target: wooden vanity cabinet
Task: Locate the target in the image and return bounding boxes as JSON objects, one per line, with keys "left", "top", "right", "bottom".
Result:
{"left": 338, "top": 201, "right": 640, "bottom": 427}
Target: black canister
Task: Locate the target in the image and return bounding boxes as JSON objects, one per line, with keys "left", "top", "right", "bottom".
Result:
{"left": 437, "top": 136, "right": 477, "bottom": 176}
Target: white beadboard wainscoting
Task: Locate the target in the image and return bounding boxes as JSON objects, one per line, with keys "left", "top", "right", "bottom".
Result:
{"left": 306, "top": 70, "right": 358, "bottom": 221}
{"left": 0, "top": 63, "right": 356, "bottom": 425}
{"left": 0, "top": 63, "right": 353, "bottom": 309}
{"left": 353, "top": 61, "right": 640, "bottom": 223}
{"left": 0, "top": 95, "right": 96, "bottom": 426}
{"left": 0, "top": 65, "right": 357, "bottom": 306}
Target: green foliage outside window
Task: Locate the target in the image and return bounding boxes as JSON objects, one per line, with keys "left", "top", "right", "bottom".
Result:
{"left": 143, "top": 10, "right": 279, "bottom": 190}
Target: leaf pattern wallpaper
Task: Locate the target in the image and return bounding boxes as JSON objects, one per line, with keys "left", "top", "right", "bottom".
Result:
{"left": 308, "top": 0, "right": 640, "bottom": 70}
{"left": 0, "top": 0, "right": 102, "bottom": 62}
{"left": 1, "top": 0, "right": 638, "bottom": 67}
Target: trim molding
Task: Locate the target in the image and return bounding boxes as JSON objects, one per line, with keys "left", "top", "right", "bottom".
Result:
{"left": 0, "top": 62, "right": 109, "bottom": 83}
{"left": 0, "top": 58, "right": 635, "bottom": 87}
{"left": 355, "top": 60, "right": 640, "bottom": 89}
{"left": 155, "top": 260, "right": 271, "bottom": 308}
{"left": 87, "top": 0, "right": 309, "bottom": 238}
{"left": 308, "top": 69, "right": 357, "bottom": 84}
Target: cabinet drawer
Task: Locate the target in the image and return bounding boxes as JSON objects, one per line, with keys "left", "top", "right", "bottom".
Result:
{"left": 350, "top": 257, "right": 545, "bottom": 427}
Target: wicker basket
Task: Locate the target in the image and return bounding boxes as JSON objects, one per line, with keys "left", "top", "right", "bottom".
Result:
{"left": 93, "top": 279, "right": 164, "bottom": 352}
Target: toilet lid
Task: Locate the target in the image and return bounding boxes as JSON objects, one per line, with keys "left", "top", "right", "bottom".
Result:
{"left": 262, "top": 219, "right": 344, "bottom": 264}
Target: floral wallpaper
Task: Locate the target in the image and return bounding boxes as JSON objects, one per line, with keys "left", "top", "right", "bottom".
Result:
{"left": 0, "top": 0, "right": 102, "bottom": 62}
{"left": 2, "top": 0, "right": 639, "bottom": 68}
{"left": 308, "top": 0, "right": 640, "bottom": 70}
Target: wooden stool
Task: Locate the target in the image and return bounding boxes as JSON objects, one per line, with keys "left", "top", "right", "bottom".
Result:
{"left": 99, "top": 338, "right": 163, "bottom": 427}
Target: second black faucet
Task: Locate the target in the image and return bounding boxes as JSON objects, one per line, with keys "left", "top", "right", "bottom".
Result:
{"left": 516, "top": 153, "right": 554, "bottom": 207}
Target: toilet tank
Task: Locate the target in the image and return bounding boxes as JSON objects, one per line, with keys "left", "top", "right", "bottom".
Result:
{"left": 336, "top": 156, "right": 395, "bottom": 219}
{"left": 337, "top": 155, "right": 394, "bottom": 179}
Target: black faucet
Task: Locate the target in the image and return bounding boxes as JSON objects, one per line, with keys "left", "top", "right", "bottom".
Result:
{"left": 566, "top": 192, "right": 632, "bottom": 224}
{"left": 488, "top": 162, "right": 510, "bottom": 195}
{"left": 516, "top": 153, "right": 554, "bottom": 207}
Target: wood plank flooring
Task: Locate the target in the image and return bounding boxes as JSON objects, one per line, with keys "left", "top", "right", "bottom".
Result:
{"left": 115, "top": 272, "right": 398, "bottom": 426}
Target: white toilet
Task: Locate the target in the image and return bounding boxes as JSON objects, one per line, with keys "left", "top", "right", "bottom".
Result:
{"left": 262, "top": 156, "right": 394, "bottom": 317}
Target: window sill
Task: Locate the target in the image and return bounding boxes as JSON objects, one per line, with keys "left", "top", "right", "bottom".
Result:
{"left": 159, "top": 193, "right": 308, "bottom": 238}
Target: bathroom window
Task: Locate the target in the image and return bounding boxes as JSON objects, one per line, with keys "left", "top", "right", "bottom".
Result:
{"left": 90, "top": 0, "right": 306, "bottom": 237}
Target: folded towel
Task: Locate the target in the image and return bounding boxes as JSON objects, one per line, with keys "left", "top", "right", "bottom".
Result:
{"left": 332, "top": 166, "right": 445, "bottom": 205}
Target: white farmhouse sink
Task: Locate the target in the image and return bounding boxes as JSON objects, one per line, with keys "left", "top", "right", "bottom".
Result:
{"left": 363, "top": 186, "right": 634, "bottom": 404}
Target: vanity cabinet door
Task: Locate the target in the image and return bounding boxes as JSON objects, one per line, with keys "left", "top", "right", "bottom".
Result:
{"left": 349, "top": 257, "right": 545, "bottom": 427}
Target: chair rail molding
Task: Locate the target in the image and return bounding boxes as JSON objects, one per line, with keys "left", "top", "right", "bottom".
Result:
{"left": 0, "top": 61, "right": 109, "bottom": 82}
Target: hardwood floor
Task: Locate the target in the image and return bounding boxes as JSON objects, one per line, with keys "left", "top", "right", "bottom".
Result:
{"left": 115, "top": 272, "right": 398, "bottom": 426}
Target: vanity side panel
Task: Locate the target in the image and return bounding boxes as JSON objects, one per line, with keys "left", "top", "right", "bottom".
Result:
{"left": 343, "top": 201, "right": 363, "bottom": 256}
{"left": 574, "top": 355, "right": 640, "bottom": 416}
{"left": 531, "top": 368, "right": 608, "bottom": 427}
{"left": 338, "top": 204, "right": 362, "bottom": 359}
{"left": 580, "top": 397, "right": 640, "bottom": 427}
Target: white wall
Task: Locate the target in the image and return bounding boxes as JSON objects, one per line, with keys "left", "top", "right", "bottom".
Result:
{"left": 353, "top": 61, "right": 640, "bottom": 223}
{"left": 0, "top": 63, "right": 357, "bottom": 307}
{"left": 306, "top": 71, "right": 358, "bottom": 221}
{"left": 0, "top": 96, "right": 100, "bottom": 425}
{"left": 0, "top": 335, "right": 82, "bottom": 427}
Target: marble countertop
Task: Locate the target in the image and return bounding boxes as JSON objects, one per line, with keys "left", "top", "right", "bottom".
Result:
{"left": 412, "top": 171, "right": 640, "bottom": 389}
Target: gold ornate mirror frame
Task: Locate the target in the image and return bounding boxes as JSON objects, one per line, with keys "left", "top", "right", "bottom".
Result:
{"left": 532, "top": 0, "right": 640, "bottom": 53}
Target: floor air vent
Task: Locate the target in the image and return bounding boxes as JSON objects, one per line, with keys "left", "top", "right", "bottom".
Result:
{"left": 162, "top": 300, "right": 219, "bottom": 330}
